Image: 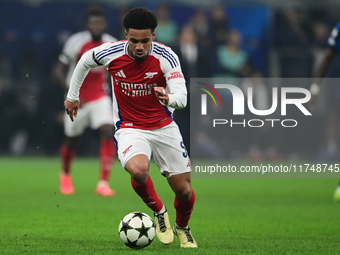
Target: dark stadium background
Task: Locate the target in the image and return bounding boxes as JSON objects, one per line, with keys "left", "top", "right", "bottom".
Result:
{"left": 1, "top": 0, "right": 340, "bottom": 162}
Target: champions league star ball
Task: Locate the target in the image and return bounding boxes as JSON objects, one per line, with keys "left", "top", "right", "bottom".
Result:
{"left": 118, "top": 212, "right": 156, "bottom": 249}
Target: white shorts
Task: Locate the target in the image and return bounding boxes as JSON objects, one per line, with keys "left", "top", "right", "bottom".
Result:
{"left": 64, "top": 96, "right": 113, "bottom": 137}
{"left": 115, "top": 122, "right": 191, "bottom": 178}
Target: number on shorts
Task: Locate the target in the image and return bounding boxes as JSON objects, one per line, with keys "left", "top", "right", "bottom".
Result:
{"left": 180, "top": 141, "right": 188, "bottom": 158}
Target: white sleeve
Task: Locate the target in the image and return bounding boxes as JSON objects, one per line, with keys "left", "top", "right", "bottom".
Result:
{"left": 165, "top": 67, "right": 187, "bottom": 109}
{"left": 59, "top": 33, "right": 82, "bottom": 65}
{"left": 66, "top": 50, "right": 99, "bottom": 102}
{"left": 161, "top": 50, "right": 187, "bottom": 109}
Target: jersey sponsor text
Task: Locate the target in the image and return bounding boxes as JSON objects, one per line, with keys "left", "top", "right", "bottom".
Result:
{"left": 168, "top": 71, "right": 184, "bottom": 80}
{"left": 115, "top": 79, "right": 158, "bottom": 97}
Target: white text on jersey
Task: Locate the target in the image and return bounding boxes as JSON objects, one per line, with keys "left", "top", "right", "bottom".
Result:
{"left": 115, "top": 79, "right": 157, "bottom": 97}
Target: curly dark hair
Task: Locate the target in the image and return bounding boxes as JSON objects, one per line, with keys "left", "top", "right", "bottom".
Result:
{"left": 123, "top": 7, "right": 158, "bottom": 31}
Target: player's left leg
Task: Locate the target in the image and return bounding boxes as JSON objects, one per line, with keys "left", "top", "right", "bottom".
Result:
{"left": 60, "top": 136, "right": 79, "bottom": 195}
{"left": 96, "top": 124, "right": 116, "bottom": 197}
{"left": 151, "top": 122, "right": 196, "bottom": 247}
{"left": 167, "top": 173, "right": 197, "bottom": 248}
{"left": 89, "top": 97, "right": 116, "bottom": 196}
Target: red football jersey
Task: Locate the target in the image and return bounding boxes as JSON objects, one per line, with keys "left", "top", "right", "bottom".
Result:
{"left": 92, "top": 41, "right": 186, "bottom": 130}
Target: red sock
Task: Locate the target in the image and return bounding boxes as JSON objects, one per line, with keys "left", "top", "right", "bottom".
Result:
{"left": 60, "top": 145, "right": 76, "bottom": 175}
{"left": 131, "top": 175, "right": 163, "bottom": 213}
{"left": 174, "top": 189, "right": 195, "bottom": 228}
{"left": 99, "top": 139, "right": 116, "bottom": 182}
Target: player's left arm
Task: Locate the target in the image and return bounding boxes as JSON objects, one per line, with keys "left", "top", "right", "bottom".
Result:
{"left": 155, "top": 49, "right": 187, "bottom": 109}
{"left": 154, "top": 68, "right": 187, "bottom": 108}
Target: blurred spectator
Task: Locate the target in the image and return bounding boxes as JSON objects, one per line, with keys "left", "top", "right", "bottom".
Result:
{"left": 192, "top": 127, "right": 225, "bottom": 160}
{"left": 241, "top": 71, "right": 270, "bottom": 114}
{"left": 188, "top": 10, "right": 210, "bottom": 48}
{"left": 241, "top": 71, "right": 281, "bottom": 161}
{"left": 311, "top": 21, "right": 330, "bottom": 71}
{"left": 309, "top": 21, "right": 331, "bottom": 114}
{"left": 0, "top": 49, "right": 13, "bottom": 154}
{"left": 214, "top": 29, "right": 252, "bottom": 79}
{"left": 274, "top": 8, "right": 313, "bottom": 77}
{"left": 209, "top": 4, "right": 229, "bottom": 48}
{"left": 190, "top": 99, "right": 226, "bottom": 160}
{"left": 172, "top": 25, "right": 212, "bottom": 154}
{"left": 154, "top": 3, "right": 178, "bottom": 46}
{"left": 211, "top": 29, "right": 253, "bottom": 152}
{"left": 116, "top": 7, "right": 131, "bottom": 40}
{"left": 173, "top": 25, "right": 211, "bottom": 79}
{"left": 1, "top": 49, "right": 41, "bottom": 156}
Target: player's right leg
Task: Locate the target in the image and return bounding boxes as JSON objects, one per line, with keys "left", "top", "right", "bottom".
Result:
{"left": 96, "top": 124, "right": 116, "bottom": 197}
{"left": 125, "top": 155, "right": 174, "bottom": 245}
{"left": 59, "top": 136, "right": 79, "bottom": 195}
{"left": 115, "top": 129, "right": 173, "bottom": 245}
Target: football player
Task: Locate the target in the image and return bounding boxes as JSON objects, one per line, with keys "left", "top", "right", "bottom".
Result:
{"left": 64, "top": 7, "right": 197, "bottom": 248}
{"left": 54, "top": 7, "right": 117, "bottom": 196}
{"left": 310, "top": 22, "right": 340, "bottom": 202}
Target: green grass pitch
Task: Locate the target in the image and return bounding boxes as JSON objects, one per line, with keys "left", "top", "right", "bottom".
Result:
{"left": 1, "top": 157, "right": 340, "bottom": 254}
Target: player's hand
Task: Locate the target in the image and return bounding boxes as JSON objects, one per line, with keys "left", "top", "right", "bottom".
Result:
{"left": 64, "top": 99, "right": 80, "bottom": 122}
{"left": 154, "top": 87, "right": 169, "bottom": 105}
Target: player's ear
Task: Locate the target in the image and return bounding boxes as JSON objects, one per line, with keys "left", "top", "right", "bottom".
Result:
{"left": 152, "top": 30, "right": 156, "bottom": 41}
{"left": 125, "top": 29, "right": 128, "bottom": 39}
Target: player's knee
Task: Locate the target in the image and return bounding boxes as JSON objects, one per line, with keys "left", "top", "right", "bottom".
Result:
{"left": 125, "top": 155, "right": 149, "bottom": 184}
{"left": 98, "top": 124, "right": 114, "bottom": 139}
{"left": 100, "top": 131, "right": 113, "bottom": 139}
{"left": 127, "top": 164, "right": 149, "bottom": 184}
{"left": 130, "top": 170, "right": 149, "bottom": 184}
{"left": 175, "top": 185, "right": 192, "bottom": 201}
{"left": 64, "top": 136, "right": 79, "bottom": 150}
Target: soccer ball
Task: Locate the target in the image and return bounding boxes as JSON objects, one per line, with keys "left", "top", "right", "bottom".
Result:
{"left": 118, "top": 211, "right": 156, "bottom": 249}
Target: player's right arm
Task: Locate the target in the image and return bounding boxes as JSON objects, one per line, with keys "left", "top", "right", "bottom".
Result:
{"left": 54, "top": 33, "right": 81, "bottom": 92}
{"left": 64, "top": 99, "right": 80, "bottom": 122}
{"left": 64, "top": 49, "right": 97, "bottom": 121}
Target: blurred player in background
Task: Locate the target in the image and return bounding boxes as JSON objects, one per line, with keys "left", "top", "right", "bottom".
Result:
{"left": 53, "top": 7, "right": 117, "bottom": 196}
{"left": 64, "top": 7, "right": 197, "bottom": 248}
{"left": 310, "top": 22, "right": 340, "bottom": 202}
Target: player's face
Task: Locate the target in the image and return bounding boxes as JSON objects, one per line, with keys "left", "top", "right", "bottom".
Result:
{"left": 125, "top": 29, "right": 155, "bottom": 63}
{"left": 87, "top": 16, "right": 107, "bottom": 41}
